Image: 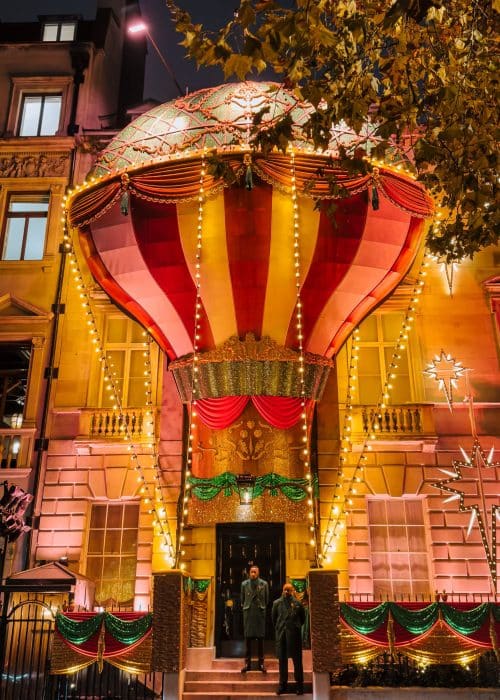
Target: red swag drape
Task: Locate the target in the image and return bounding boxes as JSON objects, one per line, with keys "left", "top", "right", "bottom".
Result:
{"left": 344, "top": 602, "right": 497, "bottom": 648}
{"left": 194, "top": 396, "right": 312, "bottom": 429}
{"left": 59, "top": 612, "right": 150, "bottom": 658}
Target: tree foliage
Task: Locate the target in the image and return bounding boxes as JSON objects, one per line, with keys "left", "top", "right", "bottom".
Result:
{"left": 165, "top": 0, "right": 499, "bottom": 261}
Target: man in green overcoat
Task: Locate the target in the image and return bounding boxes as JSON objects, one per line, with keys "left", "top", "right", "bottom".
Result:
{"left": 271, "top": 582, "right": 306, "bottom": 695}
{"left": 240, "top": 565, "right": 269, "bottom": 672}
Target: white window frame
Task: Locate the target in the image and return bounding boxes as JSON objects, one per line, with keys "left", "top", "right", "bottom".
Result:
{"left": 6, "top": 76, "right": 73, "bottom": 138}
{"left": 85, "top": 501, "right": 140, "bottom": 608}
{"left": 99, "top": 316, "right": 152, "bottom": 409}
{"left": 367, "top": 495, "right": 433, "bottom": 599}
{"left": 42, "top": 21, "right": 77, "bottom": 42}
{"left": 1, "top": 192, "right": 50, "bottom": 261}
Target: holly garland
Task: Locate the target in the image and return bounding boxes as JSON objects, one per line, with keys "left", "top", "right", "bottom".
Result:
{"left": 341, "top": 602, "right": 500, "bottom": 648}
{"left": 188, "top": 471, "right": 319, "bottom": 501}
{"left": 56, "top": 612, "right": 152, "bottom": 646}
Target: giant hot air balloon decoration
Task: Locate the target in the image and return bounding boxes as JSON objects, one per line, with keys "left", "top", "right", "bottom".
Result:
{"left": 67, "top": 82, "right": 433, "bottom": 558}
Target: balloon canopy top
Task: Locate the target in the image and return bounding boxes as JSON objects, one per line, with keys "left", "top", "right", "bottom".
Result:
{"left": 91, "top": 81, "right": 412, "bottom": 178}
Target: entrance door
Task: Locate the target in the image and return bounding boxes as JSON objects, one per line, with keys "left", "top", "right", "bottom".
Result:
{"left": 215, "top": 522, "right": 285, "bottom": 658}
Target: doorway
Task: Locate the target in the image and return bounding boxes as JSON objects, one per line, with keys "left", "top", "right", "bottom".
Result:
{"left": 215, "top": 522, "right": 285, "bottom": 658}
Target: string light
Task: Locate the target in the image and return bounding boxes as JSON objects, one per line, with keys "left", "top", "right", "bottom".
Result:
{"left": 321, "top": 249, "right": 434, "bottom": 561}
{"left": 290, "top": 149, "right": 318, "bottom": 565}
{"left": 176, "top": 153, "right": 206, "bottom": 569}
{"left": 63, "top": 209, "right": 176, "bottom": 567}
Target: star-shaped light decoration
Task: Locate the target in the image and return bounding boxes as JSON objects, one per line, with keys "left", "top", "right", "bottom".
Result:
{"left": 432, "top": 440, "right": 500, "bottom": 590}
{"left": 424, "top": 350, "right": 466, "bottom": 410}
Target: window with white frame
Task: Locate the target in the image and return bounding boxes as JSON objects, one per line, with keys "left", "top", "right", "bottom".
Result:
{"left": 42, "top": 21, "right": 76, "bottom": 42}
{"left": 100, "top": 317, "right": 149, "bottom": 408}
{"left": 18, "top": 94, "right": 62, "bottom": 136}
{"left": 86, "top": 502, "right": 139, "bottom": 607}
{"left": 367, "top": 497, "right": 431, "bottom": 599}
{"left": 2, "top": 194, "right": 49, "bottom": 261}
{"left": 355, "top": 313, "right": 414, "bottom": 405}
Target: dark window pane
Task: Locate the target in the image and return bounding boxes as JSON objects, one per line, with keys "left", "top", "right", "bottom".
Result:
{"left": 86, "top": 557, "right": 102, "bottom": 580}
{"left": 90, "top": 505, "right": 106, "bottom": 529}
{"left": 106, "top": 505, "right": 123, "bottom": 529}
{"left": 87, "top": 530, "right": 104, "bottom": 554}
{"left": 122, "top": 529, "right": 138, "bottom": 553}
{"left": 104, "top": 530, "right": 121, "bottom": 554}
{"left": 123, "top": 504, "right": 139, "bottom": 528}
{"left": 102, "top": 557, "right": 120, "bottom": 579}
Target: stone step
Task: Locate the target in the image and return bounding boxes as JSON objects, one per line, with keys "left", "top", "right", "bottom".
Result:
{"left": 209, "top": 658, "right": 311, "bottom": 672}
{"left": 185, "top": 670, "right": 313, "bottom": 682}
{"left": 184, "top": 680, "right": 313, "bottom": 693}
{"left": 182, "top": 693, "right": 312, "bottom": 700}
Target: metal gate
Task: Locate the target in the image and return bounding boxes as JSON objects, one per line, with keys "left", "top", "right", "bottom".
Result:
{"left": 0, "top": 595, "right": 55, "bottom": 700}
{"left": 0, "top": 594, "right": 165, "bottom": 699}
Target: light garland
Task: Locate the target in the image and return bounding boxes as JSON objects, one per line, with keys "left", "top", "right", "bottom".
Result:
{"left": 62, "top": 204, "right": 176, "bottom": 567}
{"left": 290, "top": 149, "right": 317, "bottom": 564}
{"left": 321, "top": 250, "right": 433, "bottom": 562}
{"left": 432, "top": 439, "right": 499, "bottom": 591}
{"left": 176, "top": 154, "right": 206, "bottom": 570}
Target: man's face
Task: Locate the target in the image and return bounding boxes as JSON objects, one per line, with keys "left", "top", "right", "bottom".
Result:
{"left": 283, "top": 584, "right": 294, "bottom": 598}
{"left": 249, "top": 567, "right": 259, "bottom": 580}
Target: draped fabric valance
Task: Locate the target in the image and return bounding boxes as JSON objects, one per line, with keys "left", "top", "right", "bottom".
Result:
{"left": 340, "top": 602, "right": 500, "bottom": 661}
{"left": 194, "top": 395, "right": 313, "bottom": 429}
{"left": 51, "top": 612, "right": 153, "bottom": 674}
{"left": 68, "top": 153, "right": 433, "bottom": 228}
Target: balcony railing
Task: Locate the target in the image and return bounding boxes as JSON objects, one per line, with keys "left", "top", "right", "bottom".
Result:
{"left": 79, "top": 408, "right": 156, "bottom": 440}
{"left": 349, "top": 403, "right": 436, "bottom": 440}
{"left": 0, "top": 427, "right": 36, "bottom": 469}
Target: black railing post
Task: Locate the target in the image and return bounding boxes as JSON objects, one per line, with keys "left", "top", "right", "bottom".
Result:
{"left": 0, "top": 588, "right": 11, "bottom": 693}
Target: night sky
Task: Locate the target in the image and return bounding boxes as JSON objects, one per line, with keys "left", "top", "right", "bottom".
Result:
{"left": 1, "top": 0, "right": 238, "bottom": 102}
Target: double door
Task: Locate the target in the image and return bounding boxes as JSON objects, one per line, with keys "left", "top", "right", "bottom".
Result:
{"left": 215, "top": 522, "right": 285, "bottom": 657}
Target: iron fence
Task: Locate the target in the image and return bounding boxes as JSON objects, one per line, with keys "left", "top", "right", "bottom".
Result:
{"left": 0, "top": 594, "right": 166, "bottom": 699}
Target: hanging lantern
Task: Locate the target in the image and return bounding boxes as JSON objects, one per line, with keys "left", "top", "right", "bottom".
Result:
{"left": 236, "top": 473, "right": 256, "bottom": 505}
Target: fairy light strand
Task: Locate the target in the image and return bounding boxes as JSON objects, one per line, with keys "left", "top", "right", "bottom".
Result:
{"left": 321, "top": 250, "right": 433, "bottom": 561}
{"left": 176, "top": 153, "right": 206, "bottom": 570}
{"left": 62, "top": 205, "right": 176, "bottom": 566}
{"left": 290, "top": 150, "right": 317, "bottom": 563}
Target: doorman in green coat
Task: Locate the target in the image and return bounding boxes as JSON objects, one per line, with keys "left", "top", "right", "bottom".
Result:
{"left": 240, "top": 565, "right": 269, "bottom": 672}
{"left": 272, "top": 582, "right": 306, "bottom": 695}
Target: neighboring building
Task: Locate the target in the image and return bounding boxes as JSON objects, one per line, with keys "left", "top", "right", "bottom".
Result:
{"left": 0, "top": 18, "right": 498, "bottom": 679}
{"left": 0, "top": 1, "right": 146, "bottom": 582}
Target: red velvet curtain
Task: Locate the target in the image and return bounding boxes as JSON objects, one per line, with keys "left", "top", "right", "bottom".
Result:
{"left": 193, "top": 396, "right": 248, "bottom": 429}
{"left": 194, "top": 396, "right": 312, "bottom": 429}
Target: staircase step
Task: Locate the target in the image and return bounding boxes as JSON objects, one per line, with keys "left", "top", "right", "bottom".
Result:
{"left": 182, "top": 694, "right": 312, "bottom": 700}
{"left": 209, "top": 659, "right": 312, "bottom": 672}
{"left": 185, "top": 670, "right": 313, "bottom": 682}
{"left": 184, "top": 680, "right": 312, "bottom": 692}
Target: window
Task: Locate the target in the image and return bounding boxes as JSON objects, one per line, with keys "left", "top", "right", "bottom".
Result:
{"left": 356, "top": 313, "right": 414, "bottom": 404}
{"left": 86, "top": 503, "right": 139, "bottom": 607}
{"left": 368, "top": 498, "right": 431, "bottom": 599}
{"left": 100, "top": 318, "right": 149, "bottom": 408}
{"left": 42, "top": 21, "right": 76, "bottom": 42}
{"left": 2, "top": 194, "right": 49, "bottom": 261}
{"left": 7, "top": 76, "right": 72, "bottom": 138}
{"left": 18, "top": 95, "right": 62, "bottom": 136}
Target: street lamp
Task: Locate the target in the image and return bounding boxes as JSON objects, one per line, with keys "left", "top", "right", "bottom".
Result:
{"left": 128, "top": 20, "right": 183, "bottom": 97}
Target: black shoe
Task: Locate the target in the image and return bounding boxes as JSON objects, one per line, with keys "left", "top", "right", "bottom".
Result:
{"left": 276, "top": 687, "right": 287, "bottom": 696}
{"left": 296, "top": 688, "right": 304, "bottom": 696}
{"left": 241, "top": 664, "right": 251, "bottom": 673}
{"left": 258, "top": 663, "right": 267, "bottom": 673}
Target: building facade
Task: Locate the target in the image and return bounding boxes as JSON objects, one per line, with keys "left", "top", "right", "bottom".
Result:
{"left": 0, "top": 11, "right": 498, "bottom": 677}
